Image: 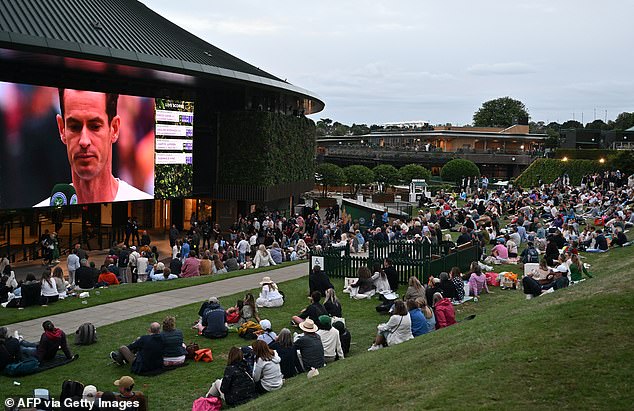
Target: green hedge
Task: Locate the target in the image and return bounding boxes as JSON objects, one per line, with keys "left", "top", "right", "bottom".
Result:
{"left": 553, "top": 149, "right": 614, "bottom": 160}
{"left": 218, "top": 112, "right": 315, "bottom": 185}
{"left": 515, "top": 158, "right": 605, "bottom": 187}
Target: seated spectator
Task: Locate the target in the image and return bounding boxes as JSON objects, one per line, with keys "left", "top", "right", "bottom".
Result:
{"left": 449, "top": 267, "right": 465, "bottom": 303}
{"left": 256, "top": 319, "right": 277, "bottom": 346}
{"left": 370, "top": 264, "right": 392, "bottom": 294}
{"left": 196, "top": 297, "right": 228, "bottom": 339}
{"left": 332, "top": 320, "right": 351, "bottom": 356}
{"left": 251, "top": 340, "right": 283, "bottom": 394}
{"left": 37, "top": 320, "right": 76, "bottom": 362}
{"left": 415, "top": 297, "right": 436, "bottom": 333}
{"left": 349, "top": 267, "right": 376, "bottom": 300}
{"left": 438, "top": 272, "right": 456, "bottom": 300}
{"left": 269, "top": 242, "right": 284, "bottom": 265}
{"left": 206, "top": 347, "right": 258, "bottom": 407}
{"left": 169, "top": 253, "right": 182, "bottom": 277}
{"left": 161, "top": 316, "right": 186, "bottom": 366}
{"left": 425, "top": 277, "right": 442, "bottom": 307}
{"left": 491, "top": 238, "right": 509, "bottom": 262}
{"left": 323, "top": 288, "right": 342, "bottom": 318}
{"left": 254, "top": 245, "right": 276, "bottom": 269}
{"left": 39, "top": 270, "right": 59, "bottom": 306}
{"left": 612, "top": 227, "right": 631, "bottom": 247}
{"left": 293, "top": 319, "right": 325, "bottom": 371}
{"left": 224, "top": 252, "right": 239, "bottom": 272}
{"left": 520, "top": 241, "right": 540, "bottom": 264}
{"left": 308, "top": 265, "right": 334, "bottom": 296}
{"left": 150, "top": 267, "right": 179, "bottom": 281}
{"left": 468, "top": 268, "right": 490, "bottom": 300}
{"left": 569, "top": 254, "right": 593, "bottom": 282}
{"left": 97, "top": 266, "right": 120, "bottom": 286}
{"left": 51, "top": 267, "right": 68, "bottom": 299}
{"left": 255, "top": 277, "right": 284, "bottom": 308}
{"left": 234, "top": 293, "right": 260, "bottom": 325}
{"left": 407, "top": 299, "right": 428, "bottom": 337}
{"left": 75, "top": 259, "right": 97, "bottom": 290}
{"left": 269, "top": 328, "right": 300, "bottom": 379}
{"left": 212, "top": 255, "right": 228, "bottom": 274}
{"left": 404, "top": 276, "right": 425, "bottom": 301}
{"left": 199, "top": 254, "right": 212, "bottom": 275}
{"left": 110, "top": 322, "right": 163, "bottom": 375}
{"left": 112, "top": 376, "right": 148, "bottom": 411}
{"left": 433, "top": 293, "right": 456, "bottom": 329}
{"left": 181, "top": 251, "right": 201, "bottom": 277}
{"left": 20, "top": 274, "right": 42, "bottom": 307}
{"left": 292, "top": 291, "right": 328, "bottom": 325}
{"left": 0, "top": 327, "right": 22, "bottom": 371}
{"left": 368, "top": 300, "right": 413, "bottom": 350}
{"left": 316, "top": 315, "right": 344, "bottom": 363}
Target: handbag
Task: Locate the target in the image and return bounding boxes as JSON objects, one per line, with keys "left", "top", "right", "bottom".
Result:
{"left": 194, "top": 348, "right": 213, "bottom": 363}
{"left": 185, "top": 342, "right": 199, "bottom": 360}
{"left": 226, "top": 311, "right": 240, "bottom": 324}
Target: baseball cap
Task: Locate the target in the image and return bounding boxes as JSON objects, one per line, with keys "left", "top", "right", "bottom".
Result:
{"left": 114, "top": 376, "right": 134, "bottom": 389}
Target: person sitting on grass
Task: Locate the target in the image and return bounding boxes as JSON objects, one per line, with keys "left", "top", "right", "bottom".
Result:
{"left": 568, "top": 254, "right": 593, "bottom": 282}
{"left": 468, "top": 265, "right": 490, "bottom": 301}
{"left": 96, "top": 266, "right": 120, "bottom": 287}
{"left": 32, "top": 320, "right": 77, "bottom": 362}
{"left": 51, "top": 266, "right": 68, "bottom": 299}
{"left": 332, "top": 320, "right": 351, "bottom": 356}
{"left": 206, "top": 346, "right": 258, "bottom": 407}
{"left": 256, "top": 319, "right": 277, "bottom": 346}
{"left": 415, "top": 297, "right": 436, "bottom": 333}
{"left": 0, "top": 327, "right": 23, "bottom": 370}
{"left": 255, "top": 276, "right": 284, "bottom": 308}
{"left": 112, "top": 376, "right": 148, "bottom": 411}
{"left": 39, "top": 270, "right": 59, "bottom": 306}
{"left": 348, "top": 267, "right": 376, "bottom": 300}
{"left": 196, "top": 297, "right": 228, "bottom": 339}
{"left": 269, "top": 328, "right": 300, "bottom": 379}
{"left": 75, "top": 259, "right": 97, "bottom": 290}
{"left": 251, "top": 340, "right": 283, "bottom": 394}
{"left": 293, "top": 319, "right": 325, "bottom": 371}
{"left": 368, "top": 300, "right": 413, "bottom": 351}
{"left": 291, "top": 291, "right": 328, "bottom": 326}
{"left": 323, "top": 288, "right": 343, "bottom": 318}
{"left": 491, "top": 238, "right": 509, "bottom": 263}
{"left": 110, "top": 322, "right": 163, "bottom": 375}
{"left": 404, "top": 276, "right": 425, "bottom": 301}
{"left": 309, "top": 265, "right": 334, "bottom": 296}
{"left": 449, "top": 266, "right": 465, "bottom": 303}
{"left": 160, "top": 316, "right": 186, "bottom": 367}
{"left": 433, "top": 293, "right": 456, "bottom": 329}
{"left": 231, "top": 292, "right": 260, "bottom": 325}
{"left": 316, "top": 315, "right": 344, "bottom": 363}
{"left": 612, "top": 227, "right": 631, "bottom": 247}
{"left": 149, "top": 267, "right": 178, "bottom": 281}
{"left": 253, "top": 244, "right": 276, "bottom": 269}
{"left": 370, "top": 263, "right": 392, "bottom": 294}
{"left": 407, "top": 299, "right": 428, "bottom": 337}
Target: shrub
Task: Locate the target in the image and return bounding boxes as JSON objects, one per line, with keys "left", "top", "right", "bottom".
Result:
{"left": 399, "top": 164, "right": 432, "bottom": 184}
{"left": 373, "top": 164, "right": 400, "bottom": 191}
{"left": 515, "top": 158, "right": 605, "bottom": 188}
{"left": 440, "top": 159, "right": 480, "bottom": 184}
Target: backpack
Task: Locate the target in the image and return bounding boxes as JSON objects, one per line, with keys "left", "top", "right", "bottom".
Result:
{"left": 526, "top": 247, "right": 539, "bottom": 264}
{"left": 60, "top": 380, "right": 84, "bottom": 402}
{"left": 3, "top": 358, "right": 40, "bottom": 376}
{"left": 237, "top": 321, "right": 261, "bottom": 340}
{"left": 74, "top": 323, "right": 97, "bottom": 345}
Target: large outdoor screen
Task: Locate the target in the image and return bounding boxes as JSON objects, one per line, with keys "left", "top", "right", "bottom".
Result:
{"left": 0, "top": 81, "right": 194, "bottom": 209}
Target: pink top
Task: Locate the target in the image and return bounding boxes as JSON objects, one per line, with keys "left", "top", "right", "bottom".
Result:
{"left": 492, "top": 244, "right": 509, "bottom": 259}
{"left": 181, "top": 257, "right": 201, "bottom": 277}
{"left": 468, "top": 273, "right": 489, "bottom": 297}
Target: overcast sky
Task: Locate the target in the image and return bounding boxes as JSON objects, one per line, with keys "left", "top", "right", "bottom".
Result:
{"left": 142, "top": 0, "right": 633, "bottom": 126}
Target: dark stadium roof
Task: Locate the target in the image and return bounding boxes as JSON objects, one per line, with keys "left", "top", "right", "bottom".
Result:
{"left": 0, "top": 0, "right": 323, "bottom": 111}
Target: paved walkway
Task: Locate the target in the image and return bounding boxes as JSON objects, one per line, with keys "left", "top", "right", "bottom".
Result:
{"left": 6, "top": 262, "right": 308, "bottom": 342}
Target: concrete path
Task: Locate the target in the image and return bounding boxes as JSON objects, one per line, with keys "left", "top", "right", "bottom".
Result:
{"left": 5, "top": 262, "right": 308, "bottom": 342}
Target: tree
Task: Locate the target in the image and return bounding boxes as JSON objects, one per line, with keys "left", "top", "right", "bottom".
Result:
{"left": 608, "top": 151, "right": 634, "bottom": 173}
{"left": 544, "top": 128, "right": 561, "bottom": 148}
{"left": 399, "top": 164, "right": 432, "bottom": 184}
{"left": 350, "top": 123, "right": 370, "bottom": 136}
{"left": 316, "top": 118, "right": 332, "bottom": 135}
{"left": 472, "top": 97, "right": 529, "bottom": 128}
{"left": 561, "top": 120, "right": 583, "bottom": 129}
{"left": 372, "top": 164, "right": 400, "bottom": 192}
{"left": 315, "top": 163, "right": 345, "bottom": 197}
{"left": 331, "top": 122, "right": 350, "bottom": 136}
{"left": 343, "top": 165, "right": 374, "bottom": 196}
{"left": 612, "top": 112, "right": 634, "bottom": 131}
{"left": 585, "top": 119, "right": 610, "bottom": 130}
{"left": 440, "top": 159, "right": 480, "bottom": 184}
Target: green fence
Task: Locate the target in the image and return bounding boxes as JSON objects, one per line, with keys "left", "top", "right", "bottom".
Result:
{"left": 310, "top": 240, "right": 480, "bottom": 285}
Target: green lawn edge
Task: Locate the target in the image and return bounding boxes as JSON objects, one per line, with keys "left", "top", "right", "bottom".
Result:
{"left": 1, "top": 260, "right": 305, "bottom": 324}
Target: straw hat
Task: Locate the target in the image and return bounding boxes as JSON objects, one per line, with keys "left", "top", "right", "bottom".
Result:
{"left": 259, "top": 276, "right": 273, "bottom": 285}
{"left": 299, "top": 318, "right": 318, "bottom": 333}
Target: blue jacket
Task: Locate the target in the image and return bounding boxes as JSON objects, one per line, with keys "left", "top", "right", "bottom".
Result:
{"left": 409, "top": 309, "right": 430, "bottom": 337}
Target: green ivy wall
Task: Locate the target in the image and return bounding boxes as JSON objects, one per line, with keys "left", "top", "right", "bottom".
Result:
{"left": 217, "top": 112, "right": 316, "bottom": 186}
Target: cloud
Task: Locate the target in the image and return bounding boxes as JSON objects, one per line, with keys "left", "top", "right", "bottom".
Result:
{"left": 467, "top": 62, "right": 537, "bottom": 76}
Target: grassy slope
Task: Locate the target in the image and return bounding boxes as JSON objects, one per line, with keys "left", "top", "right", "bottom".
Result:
{"left": 2, "top": 249, "right": 633, "bottom": 410}
{"left": 1, "top": 261, "right": 303, "bottom": 324}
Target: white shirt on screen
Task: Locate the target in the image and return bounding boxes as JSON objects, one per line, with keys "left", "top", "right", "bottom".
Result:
{"left": 33, "top": 179, "right": 153, "bottom": 207}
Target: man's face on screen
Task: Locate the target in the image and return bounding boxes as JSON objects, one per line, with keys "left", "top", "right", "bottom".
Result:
{"left": 57, "top": 90, "right": 119, "bottom": 181}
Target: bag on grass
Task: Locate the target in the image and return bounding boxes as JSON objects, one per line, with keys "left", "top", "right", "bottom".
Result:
{"left": 186, "top": 342, "right": 200, "bottom": 360}
{"left": 3, "top": 358, "right": 40, "bottom": 376}
{"left": 226, "top": 311, "right": 240, "bottom": 324}
{"left": 237, "top": 321, "right": 261, "bottom": 340}
{"left": 192, "top": 396, "right": 222, "bottom": 411}
{"left": 194, "top": 348, "right": 213, "bottom": 363}
{"left": 74, "top": 322, "right": 97, "bottom": 345}
{"left": 485, "top": 272, "right": 500, "bottom": 286}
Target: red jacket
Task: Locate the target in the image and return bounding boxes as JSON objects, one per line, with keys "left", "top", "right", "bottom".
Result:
{"left": 434, "top": 298, "right": 456, "bottom": 329}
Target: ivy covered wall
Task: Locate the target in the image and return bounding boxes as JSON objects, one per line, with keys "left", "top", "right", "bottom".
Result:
{"left": 217, "top": 111, "right": 316, "bottom": 186}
